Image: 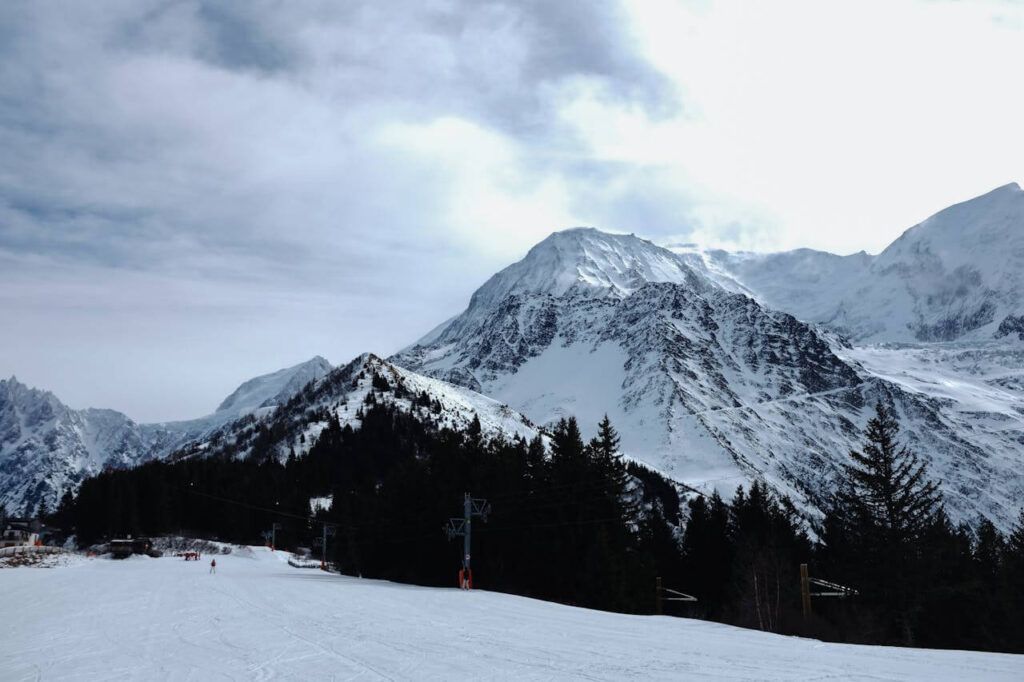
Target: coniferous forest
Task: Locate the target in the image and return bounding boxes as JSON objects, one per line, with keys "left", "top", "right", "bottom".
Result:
{"left": 56, "top": 400, "right": 1024, "bottom": 654}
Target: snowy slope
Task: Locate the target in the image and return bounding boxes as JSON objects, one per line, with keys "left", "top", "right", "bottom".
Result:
{"left": 684, "top": 183, "right": 1024, "bottom": 343}
{"left": 432, "top": 227, "right": 706, "bottom": 348}
{"left": 394, "top": 228, "right": 1024, "bottom": 527}
{"left": 187, "top": 353, "right": 541, "bottom": 463}
{"left": 2, "top": 549, "right": 1020, "bottom": 680}
{"left": 215, "top": 356, "right": 332, "bottom": 417}
{"left": 664, "top": 185, "right": 1024, "bottom": 526}
{"left": 0, "top": 356, "right": 332, "bottom": 514}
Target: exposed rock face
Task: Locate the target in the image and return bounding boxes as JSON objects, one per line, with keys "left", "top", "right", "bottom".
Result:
{"left": 0, "top": 357, "right": 333, "bottom": 514}
{"left": 995, "top": 314, "right": 1024, "bottom": 341}
{"left": 394, "top": 227, "right": 1024, "bottom": 528}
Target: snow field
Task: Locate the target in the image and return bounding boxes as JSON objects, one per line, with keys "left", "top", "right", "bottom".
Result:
{"left": 2, "top": 547, "right": 1021, "bottom": 680}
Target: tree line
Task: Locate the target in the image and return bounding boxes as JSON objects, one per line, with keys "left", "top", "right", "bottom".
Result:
{"left": 54, "top": 389, "right": 1024, "bottom": 653}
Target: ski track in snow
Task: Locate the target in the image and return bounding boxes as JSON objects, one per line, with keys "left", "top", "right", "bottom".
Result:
{"left": 2, "top": 548, "right": 1021, "bottom": 681}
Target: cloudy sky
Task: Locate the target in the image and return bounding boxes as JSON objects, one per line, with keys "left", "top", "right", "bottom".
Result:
{"left": 2, "top": 0, "right": 1023, "bottom": 421}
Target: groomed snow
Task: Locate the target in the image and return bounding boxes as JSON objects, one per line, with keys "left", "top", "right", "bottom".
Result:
{"left": 2, "top": 548, "right": 1020, "bottom": 680}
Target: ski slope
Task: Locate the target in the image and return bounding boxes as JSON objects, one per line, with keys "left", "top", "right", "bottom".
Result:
{"left": 2, "top": 548, "right": 1020, "bottom": 681}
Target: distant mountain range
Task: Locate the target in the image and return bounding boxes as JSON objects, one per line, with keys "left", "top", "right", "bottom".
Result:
{"left": 0, "top": 357, "right": 331, "bottom": 513}
{"left": 3, "top": 184, "right": 1022, "bottom": 528}
{"left": 673, "top": 182, "right": 1024, "bottom": 344}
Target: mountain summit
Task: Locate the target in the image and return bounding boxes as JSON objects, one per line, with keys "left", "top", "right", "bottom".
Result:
{"left": 394, "top": 225, "right": 1024, "bottom": 527}
{"left": 215, "top": 356, "right": 333, "bottom": 416}
{"left": 475, "top": 227, "right": 703, "bottom": 301}
{"left": 430, "top": 228, "right": 707, "bottom": 347}
{"left": 697, "top": 182, "right": 1024, "bottom": 343}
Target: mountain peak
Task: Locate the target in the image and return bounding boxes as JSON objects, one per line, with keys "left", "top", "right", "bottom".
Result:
{"left": 532, "top": 226, "right": 649, "bottom": 253}
{"left": 879, "top": 181, "right": 1024, "bottom": 268}
{"left": 215, "top": 356, "right": 333, "bottom": 416}
{"left": 468, "top": 227, "right": 703, "bottom": 311}
{"left": 990, "top": 181, "right": 1021, "bottom": 194}
{"left": 0, "top": 375, "right": 60, "bottom": 406}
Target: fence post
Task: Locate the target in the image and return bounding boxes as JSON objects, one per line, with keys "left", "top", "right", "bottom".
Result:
{"left": 800, "top": 563, "right": 812, "bottom": 619}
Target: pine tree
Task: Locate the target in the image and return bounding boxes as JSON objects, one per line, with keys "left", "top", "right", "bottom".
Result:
{"left": 467, "top": 414, "right": 482, "bottom": 441}
{"left": 1003, "top": 510, "right": 1024, "bottom": 652}
{"left": 54, "top": 490, "right": 75, "bottom": 529}
{"left": 974, "top": 519, "right": 1005, "bottom": 582}
{"left": 727, "top": 481, "right": 809, "bottom": 632}
{"left": 524, "top": 434, "right": 546, "bottom": 482}
{"left": 840, "top": 401, "right": 942, "bottom": 644}
{"left": 592, "top": 414, "right": 620, "bottom": 458}
{"left": 371, "top": 372, "right": 390, "bottom": 392}
{"left": 551, "top": 417, "right": 585, "bottom": 465}
{"left": 680, "top": 491, "right": 733, "bottom": 621}
{"left": 588, "top": 414, "right": 633, "bottom": 518}
{"left": 843, "top": 402, "right": 941, "bottom": 545}
{"left": 1008, "top": 510, "right": 1024, "bottom": 557}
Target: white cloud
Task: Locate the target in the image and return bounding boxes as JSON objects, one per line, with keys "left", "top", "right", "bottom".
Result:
{"left": 2, "top": 0, "right": 1021, "bottom": 418}
{"left": 377, "top": 116, "right": 577, "bottom": 257}
{"left": 599, "top": 0, "right": 1024, "bottom": 253}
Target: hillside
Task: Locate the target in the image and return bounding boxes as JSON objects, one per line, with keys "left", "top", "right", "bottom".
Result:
{"left": 6, "top": 187, "right": 1023, "bottom": 530}
{"left": 182, "top": 352, "right": 542, "bottom": 464}
{"left": 393, "top": 227, "right": 1024, "bottom": 527}
{"left": 1, "top": 549, "right": 1019, "bottom": 680}
{"left": 0, "top": 357, "right": 332, "bottom": 514}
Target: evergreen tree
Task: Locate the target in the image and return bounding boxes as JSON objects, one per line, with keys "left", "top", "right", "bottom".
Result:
{"left": 727, "top": 482, "right": 809, "bottom": 632}
{"left": 836, "top": 401, "right": 942, "bottom": 645}
{"left": 371, "top": 372, "right": 390, "bottom": 391}
{"left": 54, "top": 490, "right": 75, "bottom": 530}
{"left": 524, "top": 434, "right": 546, "bottom": 483}
{"left": 60, "top": 396, "right": 1024, "bottom": 651}
{"left": 1008, "top": 509, "right": 1024, "bottom": 556}
{"left": 680, "top": 492, "right": 732, "bottom": 620}
{"left": 551, "top": 417, "right": 586, "bottom": 466}
{"left": 588, "top": 414, "right": 634, "bottom": 520}
{"left": 1002, "top": 510, "right": 1024, "bottom": 652}
{"left": 842, "top": 402, "right": 941, "bottom": 545}
{"left": 592, "top": 414, "right": 620, "bottom": 458}
{"left": 466, "top": 414, "right": 483, "bottom": 444}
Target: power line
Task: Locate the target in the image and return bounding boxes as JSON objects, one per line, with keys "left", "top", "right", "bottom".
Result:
{"left": 179, "top": 486, "right": 319, "bottom": 524}
{"left": 475, "top": 514, "right": 629, "bottom": 534}
{"left": 179, "top": 483, "right": 473, "bottom": 543}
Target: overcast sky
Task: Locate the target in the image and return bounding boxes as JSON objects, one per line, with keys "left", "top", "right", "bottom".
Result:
{"left": 2, "top": 0, "right": 1023, "bottom": 421}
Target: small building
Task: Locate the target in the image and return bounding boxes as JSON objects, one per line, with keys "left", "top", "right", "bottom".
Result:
{"left": 108, "top": 537, "right": 160, "bottom": 559}
{"left": 1, "top": 518, "right": 40, "bottom": 549}
{"left": 1, "top": 527, "right": 40, "bottom": 548}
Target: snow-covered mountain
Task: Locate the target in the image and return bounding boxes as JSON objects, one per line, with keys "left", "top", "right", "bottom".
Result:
{"left": 6, "top": 185, "right": 1022, "bottom": 529}
{"left": 393, "top": 227, "right": 1024, "bottom": 528}
{"left": 214, "top": 356, "right": 332, "bottom": 417}
{"left": 0, "top": 377, "right": 156, "bottom": 514}
{"left": 677, "top": 183, "right": 1024, "bottom": 343}
{"left": 0, "top": 356, "right": 332, "bottom": 514}
{"left": 180, "top": 353, "right": 541, "bottom": 463}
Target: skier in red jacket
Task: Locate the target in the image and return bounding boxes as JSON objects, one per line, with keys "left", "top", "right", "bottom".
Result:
{"left": 209, "top": 558, "right": 216, "bottom": 574}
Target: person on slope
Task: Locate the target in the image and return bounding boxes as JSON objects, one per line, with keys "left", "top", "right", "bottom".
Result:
{"left": 209, "top": 558, "right": 216, "bottom": 574}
